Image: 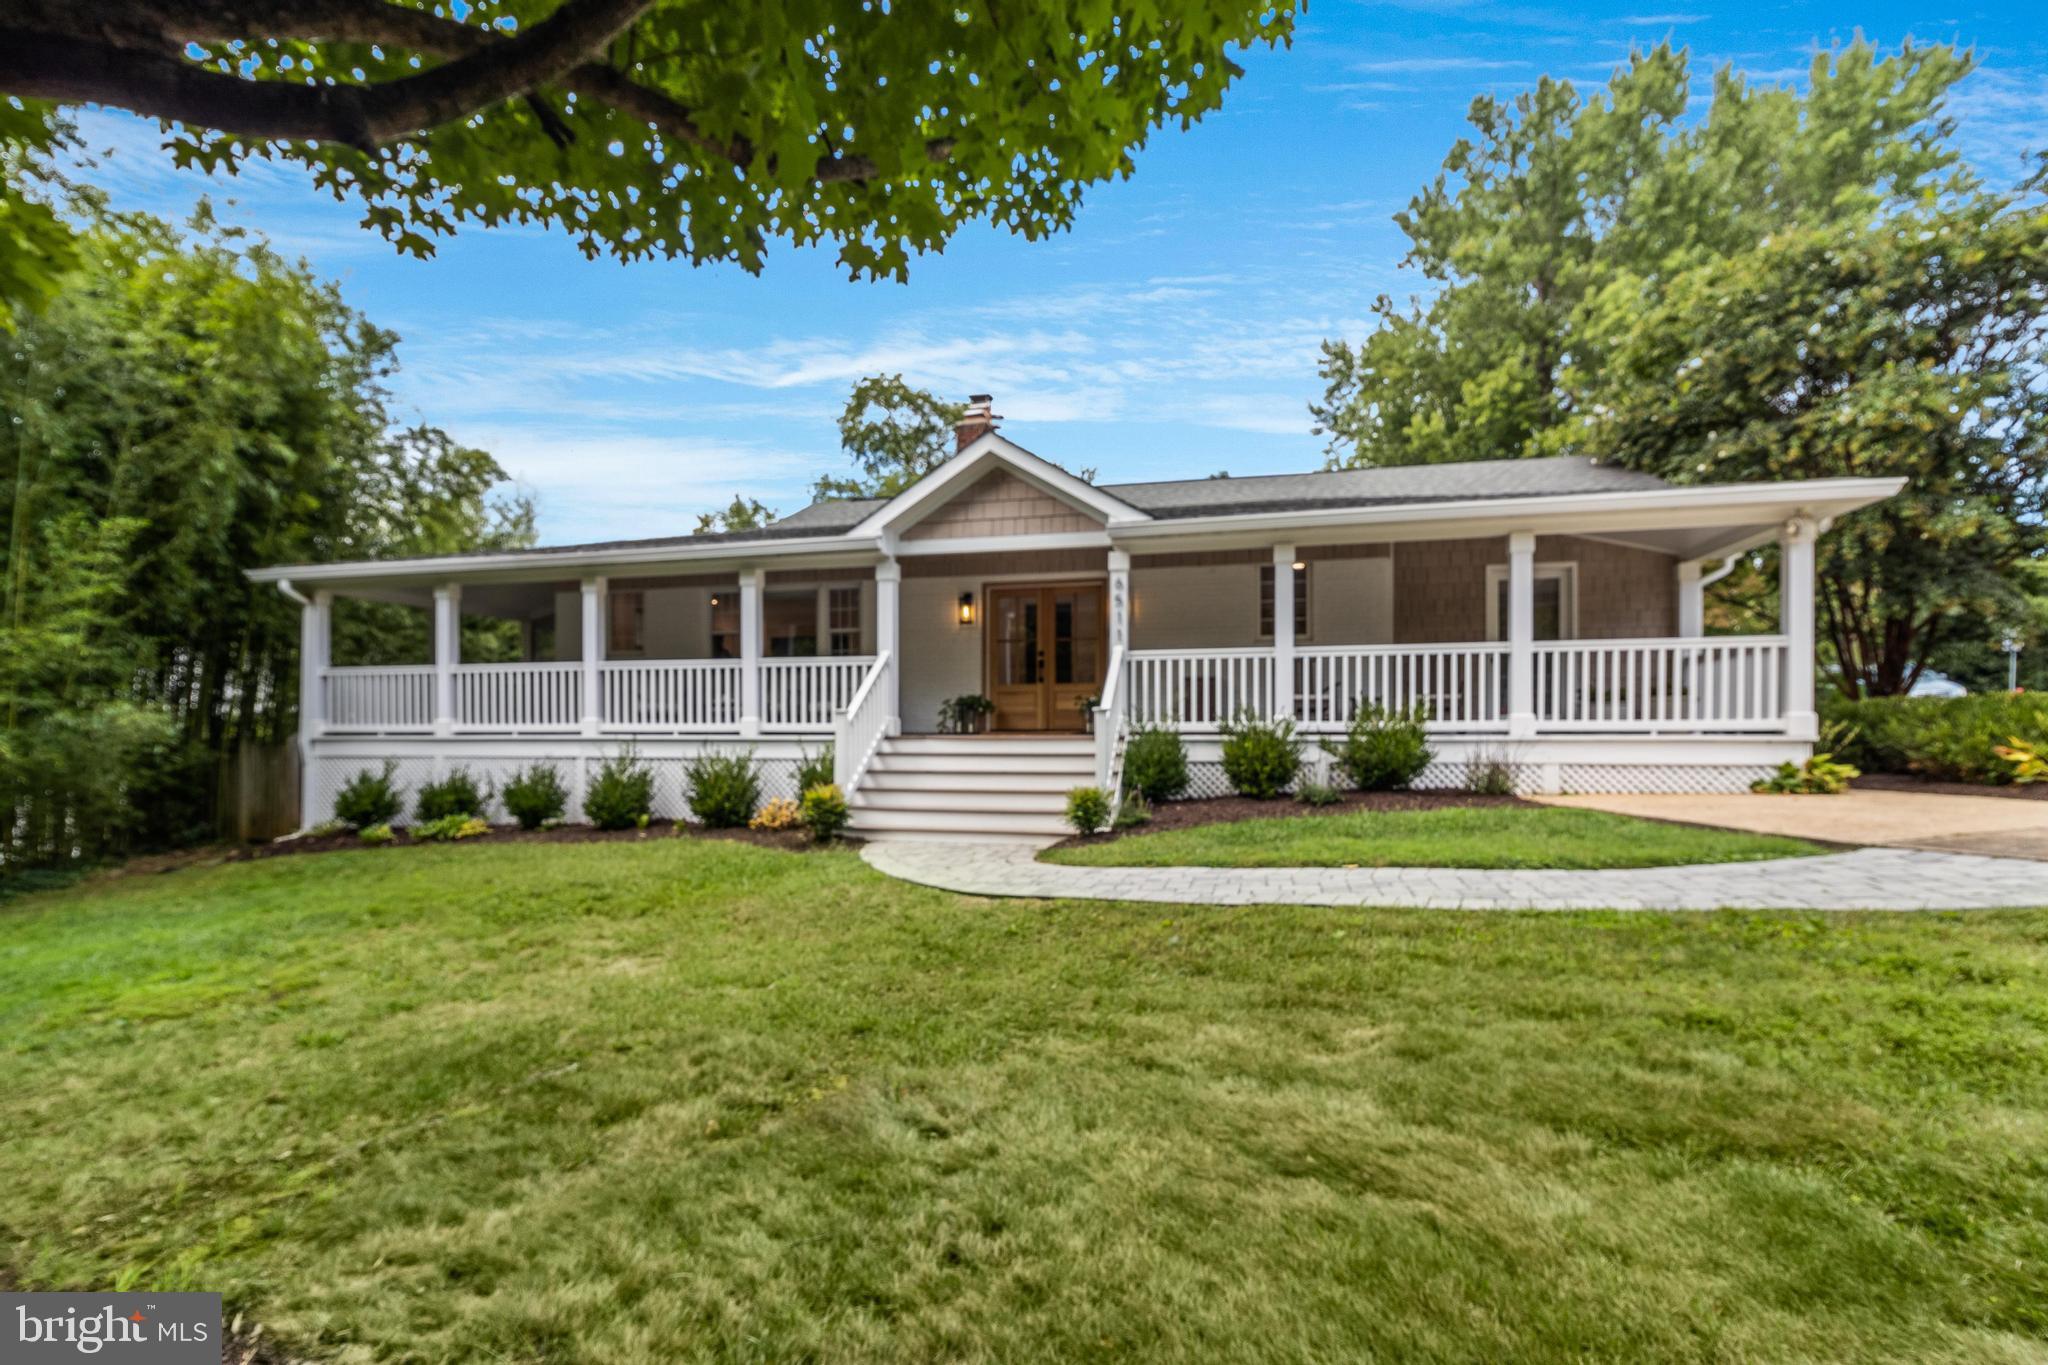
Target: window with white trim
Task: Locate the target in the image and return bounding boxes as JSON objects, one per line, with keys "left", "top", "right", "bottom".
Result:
{"left": 1485, "top": 563, "right": 1578, "bottom": 641}
{"left": 827, "top": 586, "right": 861, "bottom": 656}
{"left": 1258, "top": 563, "right": 1310, "bottom": 639}
{"left": 607, "top": 590, "right": 645, "bottom": 655}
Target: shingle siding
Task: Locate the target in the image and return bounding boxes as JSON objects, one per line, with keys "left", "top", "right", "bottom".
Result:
{"left": 1393, "top": 535, "right": 1677, "bottom": 642}
{"left": 902, "top": 470, "right": 1103, "bottom": 541}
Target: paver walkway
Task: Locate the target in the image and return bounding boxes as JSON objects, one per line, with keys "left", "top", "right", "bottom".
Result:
{"left": 861, "top": 841, "right": 2046, "bottom": 911}
{"left": 1537, "top": 789, "right": 2048, "bottom": 861}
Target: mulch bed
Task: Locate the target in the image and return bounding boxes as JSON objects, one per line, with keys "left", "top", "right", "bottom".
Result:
{"left": 1852, "top": 773, "right": 2047, "bottom": 802}
{"left": 1051, "top": 789, "right": 1530, "bottom": 852}
{"left": 103, "top": 821, "right": 836, "bottom": 878}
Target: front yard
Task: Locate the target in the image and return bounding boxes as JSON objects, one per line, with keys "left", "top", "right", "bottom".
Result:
{"left": 1043, "top": 802, "right": 1823, "bottom": 868}
{"left": 4, "top": 841, "right": 2046, "bottom": 1362}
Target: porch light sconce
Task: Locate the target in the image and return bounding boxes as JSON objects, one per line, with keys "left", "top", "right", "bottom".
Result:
{"left": 1290, "top": 559, "right": 1306, "bottom": 572}
{"left": 958, "top": 591, "right": 977, "bottom": 625}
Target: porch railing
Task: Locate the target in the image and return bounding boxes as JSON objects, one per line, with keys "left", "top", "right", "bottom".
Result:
{"left": 599, "top": 659, "right": 742, "bottom": 732}
{"left": 323, "top": 665, "right": 434, "bottom": 732}
{"left": 763, "top": 657, "right": 877, "bottom": 732}
{"left": 1126, "top": 647, "right": 1278, "bottom": 732}
{"left": 455, "top": 661, "right": 582, "bottom": 732}
{"left": 1532, "top": 635, "right": 1787, "bottom": 732}
{"left": 833, "top": 651, "right": 894, "bottom": 797}
{"left": 1125, "top": 636, "right": 1789, "bottom": 736}
{"left": 1293, "top": 642, "right": 1509, "bottom": 732}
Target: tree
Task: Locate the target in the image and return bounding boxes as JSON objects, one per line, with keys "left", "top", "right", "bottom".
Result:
{"left": 694, "top": 495, "right": 776, "bottom": 536}
{"left": 1312, "top": 42, "right": 1976, "bottom": 466}
{"left": 1574, "top": 201, "right": 2048, "bottom": 697}
{"left": 818, "top": 374, "right": 966, "bottom": 499}
{"left": 0, "top": 0, "right": 1296, "bottom": 311}
{"left": 2, "top": 201, "right": 531, "bottom": 860}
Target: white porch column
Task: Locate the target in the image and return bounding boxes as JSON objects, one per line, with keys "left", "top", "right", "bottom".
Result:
{"left": 1506, "top": 531, "right": 1537, "bottom": 737}
{"left": 1271, "top": 544, "right": 1296, "bottom": 721}
{"left": 297, "top": 588, "right": 331, "bottom": 826}
{"left": 875, "top": 558, "right": 901, "bottom": 734}
{"left": 299, "top": 589, "right": 331, "bottom": 738}
{"left": 1676, "top": 560, "right": 1705, "bottom": 637}
{"left": 739, "top": 566, "right": 764, "bottom": 736}
{"left": 1107, "top": 548, "right": 1131, "bottom": 654}
{"left": 432, "top": 582, "right": 460, "bottom": 736}
{"left": 1780, "top": 516, "right": 1819, "bottom": 741}
{"left": 579, "top": 575, "right": 606, "bottom": 736}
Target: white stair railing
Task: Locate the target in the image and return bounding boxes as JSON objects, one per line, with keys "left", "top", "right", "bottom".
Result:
{"left": 1093, "top": 645, "right": 1130, "bottom": 803}
{"left": 832, "top": 650, "right": 895, "bottom": 797}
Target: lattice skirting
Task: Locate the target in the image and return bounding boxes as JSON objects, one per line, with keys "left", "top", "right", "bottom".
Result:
{"left": 1182, "top": 758, "right": 1775, "bottom": 799}
{"left": 308, "top": 751, "right": 807, "bottom": 825}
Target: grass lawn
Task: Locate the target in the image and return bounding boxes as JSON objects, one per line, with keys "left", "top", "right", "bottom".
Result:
{"left": 1044, "top": 803, "right": 1825, "bottom": 869}
{"left": 3, "top": 841, "right": 2046, "bottom": 1363}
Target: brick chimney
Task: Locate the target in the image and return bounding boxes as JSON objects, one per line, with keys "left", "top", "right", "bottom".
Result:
{"left": 954, "top": 393, "right": 999, "bottom": 452}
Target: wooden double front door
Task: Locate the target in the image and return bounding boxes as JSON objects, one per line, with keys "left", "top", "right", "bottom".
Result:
{"left": 986, "top": 582, "right": 1106, "bottom": 731}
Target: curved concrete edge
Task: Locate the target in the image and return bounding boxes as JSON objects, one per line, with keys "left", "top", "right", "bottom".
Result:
{"left": 860, "top": 841, "right": 2048, "bottom": 912}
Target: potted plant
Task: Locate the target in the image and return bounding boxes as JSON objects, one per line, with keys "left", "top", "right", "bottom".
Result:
{"left": 1076, "top": 694, "right": 1100, "bottom": 734}
{"left": 939, "top": 694, "right": 995, "bottom": 734}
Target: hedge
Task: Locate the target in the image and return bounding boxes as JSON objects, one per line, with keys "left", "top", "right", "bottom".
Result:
{"left": 1825, "top": 692, "right": 2048, "bottom": 785}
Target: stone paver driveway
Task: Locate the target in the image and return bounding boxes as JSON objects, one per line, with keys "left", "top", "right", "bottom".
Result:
{"left": 861, "top": 841, "right": 2046, "bottom": 911}
{"left": 1538, "top": 789, "right": 2048, "bottom": 862}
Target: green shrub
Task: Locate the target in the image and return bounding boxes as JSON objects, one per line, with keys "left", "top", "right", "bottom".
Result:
{"left": 1219, "top": 710, "right": 1302, "bottom": 799}
{"left": 1463, "top": 751, "right": 1517, "bottom": 796}
{"left": 415, "top": 767, "right": 490, "bottom": 822}
{"left": 1826, "top": 692, "right": 2048, "bottom": 784}
{"left": 1996, "top": 735, "right": 2045, "bottom": 784}
{"left": 800, "top": 783, "right": 852, "bottom": 842}
{"left": 1321, "top": 703, "right": 1433, "bottom": 791}
{"left": 795, "top": 744, "right": 835, "bottom": 794}
{"left": 500, "top": 763, "right": 568, "bottom": 830}
{"left": 413, "top": 814, "right": 491, "bottom": 841}
{"left": 1065, "top": 786, "right": 1112, "bottom": 835}
{"left": 357, "top": 822, "right": 395, "bottom": 846}
{"left": 1753, "top": 753, "right": 1861, "bottom": 795}
{"left": 333, "top": 761, "right": 404, "bottom": 829}
{"left": 1122, "top": 725, "right": 1190, "bottom": 803}
{"left": 1295, "top": 779, "right": 1343, "bottom": 807}
{"left": 1114, "top": 793, "right": 1153, "bottom": 829}
{"left": 586, "top": 750, "right": 656, "bottom": 830}
{"left": 686, "top": 749, "right": 761, "bottom": 828}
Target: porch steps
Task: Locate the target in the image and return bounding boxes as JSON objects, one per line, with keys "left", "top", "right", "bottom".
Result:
{"left": 850, "top": 734, "right": 1092, "bottom": 844}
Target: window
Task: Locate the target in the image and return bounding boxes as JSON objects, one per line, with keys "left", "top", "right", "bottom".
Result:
{"left": 709, "top": 591, "right": 739, "bottom": 659}
{"left": 827, "top": 586, "right": 861, "bottom": 656}
{"left": 1258, "top": 563, "right": 1310, "bottom": 639}
{"left": 607, "top": 591, "right": 644, "bottom": 655}
{"left": 1485, "top": 563, "right": 1577, "bottom": 641}
{"left": 763, "top": 589, "right": 818, "bottom": 657}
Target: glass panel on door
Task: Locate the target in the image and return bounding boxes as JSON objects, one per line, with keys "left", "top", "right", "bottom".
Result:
{"left": 996, "top": 593, "right": 1040, "bottom": 685}
{"left": 1052, "top": 589, "right": 1101, "bottom": 684}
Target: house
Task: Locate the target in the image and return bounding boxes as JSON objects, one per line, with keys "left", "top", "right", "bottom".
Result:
{"left": 251, "top": 397, "right": 1903, "bottom": 841}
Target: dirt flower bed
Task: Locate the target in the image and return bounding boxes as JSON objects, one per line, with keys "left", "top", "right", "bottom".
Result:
{"left": 1852, "top": 773, "right": 2047, "bottom": 802}
{"left": 1053, "top": 789, "right": 1529, "bottom": 851}
{"left": 264, "top": 819, "right": 830, "bottom": 857}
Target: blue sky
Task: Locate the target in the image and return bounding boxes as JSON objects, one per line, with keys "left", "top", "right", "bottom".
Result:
{"left": 72, "top": 0, "right": 2045, "bottom": 544}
